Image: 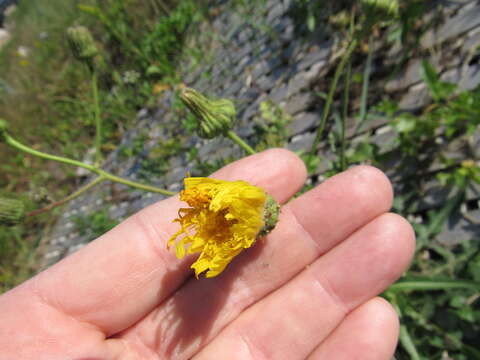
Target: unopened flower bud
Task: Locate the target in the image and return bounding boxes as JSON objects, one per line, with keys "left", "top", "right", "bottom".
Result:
{"left": 0, "top": 197, "right": 25, "bottom": 226}
{"left": 66, "top": 26, "right": 98, "bottom": 71}
{"left": 180, "top": 87, "right": 235, "bottom": 139}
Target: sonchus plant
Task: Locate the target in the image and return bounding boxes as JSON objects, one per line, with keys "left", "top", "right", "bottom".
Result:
{"left": 179, "top": 87, "right": 257, "bottom": 155}
{"left": 0, "top": 197, "right": 25, "bottom": 226}
{"left": 168, "top": 177, "right": 280, "bottom": 278}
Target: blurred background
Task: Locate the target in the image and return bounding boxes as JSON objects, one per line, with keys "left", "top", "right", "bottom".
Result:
{"left": 0, "top": 0, "right": 479, "bottom": 358}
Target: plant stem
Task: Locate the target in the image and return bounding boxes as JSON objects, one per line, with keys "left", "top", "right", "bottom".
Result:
{"left": 357, "top": 35, "right": 374, "bottom": 132}
{"left": 92, "top": 70, "right": 102, "bottom": 166}
{"left": 340, "top": 57, "right": 352, "bottom": 171}
{"left": 27, "top": 176, "right": 106, "bottom": 217}
{"left": 226, "top": 130, "right": 256, "bottom": 155}
{"left": 4, "top": 133, "right": 175, "bottom": 196}
{"left": 5, "top": 133, "right": 98, "bottom": 172}
{"left": 310, "top": 38, "right": 358, "bottom": 155}
{"left": 98, "top": 170, "right": 173, "bottom": 194}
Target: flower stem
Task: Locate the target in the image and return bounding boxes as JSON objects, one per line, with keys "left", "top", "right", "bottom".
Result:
{"left": 4, "top": 133, "right": 175, "bottom": 196}
{"left": 5, "top": 133, "right": 98, "bottom": 172}
{"left": 340, "top": 58, "right": 352, "bottom": 171}
{"left": 91, "top": 70, "right": 102, "bottom": 166}
{"left": 310, "top": 38, "right": 358, "bottom": 155}
{"left": 27, "top": 176, "right": 106, "bottom": 217}
{"left": 226, "top": 130, "right": 256, "bottom": 155}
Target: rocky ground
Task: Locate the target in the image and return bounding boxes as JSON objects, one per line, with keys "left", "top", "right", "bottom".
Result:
{"left": 42, "top": 0, "right": 480, "bottom": 267}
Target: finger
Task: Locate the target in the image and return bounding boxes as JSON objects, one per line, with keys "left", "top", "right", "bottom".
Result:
{"left": 2, "top": 149, "right": 306, "bottom": 336}
{"left": 308, "top": 297, "right": 399, "bottom": 360}
{"left": 192, "top": 214, "right": 414, "bottom": 360}
{"left": 118, "top": 166, "right": 394, "bottom": 358}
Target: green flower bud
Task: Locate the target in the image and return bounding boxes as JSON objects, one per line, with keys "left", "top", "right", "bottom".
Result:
{"left": 0, "top": 197, "right": 25, "bottom": 226}
{"left": 180, "top": 87, "right": 235, "bottom": 139}
{"left": 0, "top": 119, "right": 8, "bottom": 141}
{"left": 361, "top": 0, "right": 399, "bottom": 19}
{"left": 66, "top": 26, "right": 98, "bottom": 71}
{"left": 258, "top": 195, "right": 280, "bottom": 237}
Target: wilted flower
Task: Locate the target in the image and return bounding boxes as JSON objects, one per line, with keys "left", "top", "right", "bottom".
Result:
{"left": 0, "top": 197, "right": 25, "bottom": 226}
{"left": 168, "top": 177, "right": 280, "bottom": 278}
{"left": 179, "top": 87, "right": 235, "bottom": 139}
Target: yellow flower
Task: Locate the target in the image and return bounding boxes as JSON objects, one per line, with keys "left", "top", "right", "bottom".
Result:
{"left": 168, "top": 177, "right": 278, "bottom": 278}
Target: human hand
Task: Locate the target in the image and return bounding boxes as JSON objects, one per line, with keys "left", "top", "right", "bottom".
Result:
{"left": 0, "top": 149, "right": 415, "bottom": 359}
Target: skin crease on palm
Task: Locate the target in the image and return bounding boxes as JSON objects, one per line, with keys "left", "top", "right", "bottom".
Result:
{"left": 0, "top": 149, "right": 415, "bottom": 360}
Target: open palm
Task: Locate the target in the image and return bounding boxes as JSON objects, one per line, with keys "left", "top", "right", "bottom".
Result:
{"left": 0, "top": 149, "right": 415, "bottom": 359}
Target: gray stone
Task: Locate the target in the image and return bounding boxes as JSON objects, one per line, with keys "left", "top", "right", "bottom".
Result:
{"left": 256, "top": 75, "right": 275, "bottom": 92}
{"left": 370, "top": 125, "right": 396, "bottom": 147}
{"left": 272, "top": 16, "right": 291, "bottom": 34}
{"left": 243, "top": 102, "right": 261, "bottom": 120}
{"left": 386, "top": 59, "right": 423, "bottom": 92}
{"left": 236, "top": 123, "right": 255, "bottom": 137}
{"left": 224, "top": 80, "right": 243, "bottom": 97}
{"left": 286, "top": 132, "right": 316, "bottom": 152}
{"left": 287, "top": 70, "right": 314, "bottom": 97}
{"left": 266, "top": 2, "right": 284, "bottom": 23}
{"left": 269, "top": 84, "right": 288, "bottom": 103}
{"left": 421, "top": 3, "right": 480, "bottom": 48}
{"left": 270, "top": 65, "right": 292, "bottom": 84}
{"left": 238, "top": 27, "right": 254, "bottom": 44}
{"left": 109, "top": 205, "right": 129, "bottom": 220}
{"left": 285, "top": 92, "right": 315, "bottom": 115}
{"left": 278, "top": 24, "right": 294, "bottom": 42}
{"left": 235, "top": 42, "right": 253, "bottom": 61}
{"left": 164, "top": 166, "right": 186, "bottom": 184}
{"left": 436, "top": 208, "right": 480, "bottom": 245}
{"left": 296, "top": 44, "right": 331, "bottom": 71}
{"left": 459, "top": 64, "right": 480, "bottom": 90}
{"left": 252, "top": 59, "right": 269, "bottom": 79}
{"left": 198, "top": 139, "right": 219, "bottom": 157}
{"left": 398, "top": 83, "right": 431, "bottom": 111}
{"left": 462, "top": 27, "right": 480, "bottom": 53}
{"left": 288, "top": 112, "right": 321, "bottom": 137}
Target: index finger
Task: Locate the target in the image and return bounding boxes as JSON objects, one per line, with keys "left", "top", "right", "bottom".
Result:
{"left": 4, "top": 149, "right": 307, "bottom": 336}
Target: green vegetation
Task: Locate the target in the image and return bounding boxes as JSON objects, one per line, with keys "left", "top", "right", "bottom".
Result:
{"left": 301, "top": 2, "right": 480, "bottom": 358}
{"left": 74, "top": 207, "right": 119, "bottom": 242}
{"left": 0, "top": 0, "right": 207, "bottom": 290}
{"left": 0, "top": 0, "right": 479, "bottom": 358}
{"left": 253, "top": 100, "right": 291, "bottom": 151}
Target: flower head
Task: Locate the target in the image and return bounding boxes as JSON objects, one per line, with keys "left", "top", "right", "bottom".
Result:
{"left": 66, "top": 26, "right": 99, "bottom": 71}
{"left": 179, "top": 87, "right": 235, "bottom": 139}
{"left": 168, "top": 177, "right": 279, "bottom": 278}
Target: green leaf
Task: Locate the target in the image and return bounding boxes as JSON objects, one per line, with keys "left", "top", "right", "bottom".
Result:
{"left": 420, "top": 60, "right": 456, "bottom": 101}
{"left": 399, "top": 324, "right": 422, "bottom": 360}
{"left": 420, "top": 60, "right": 440, "bottom": 95}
